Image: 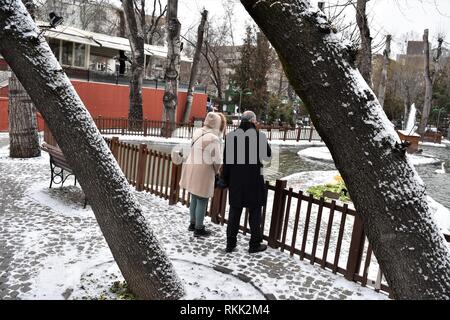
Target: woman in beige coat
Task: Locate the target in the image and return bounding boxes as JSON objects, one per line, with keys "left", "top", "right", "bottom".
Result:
{"left": 179, "top": 112, "right": 226, "bottom": 237}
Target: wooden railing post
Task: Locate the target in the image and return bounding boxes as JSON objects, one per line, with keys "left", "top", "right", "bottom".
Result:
{"left": 345, "top": 213, "right": 366, "bottom": 281}
{"left": 169, "top": 163, "right": 182, "bottom": 205}
{"left": 136, "top": 143, "right": 147, "bottom": 191}
{"left": 268, "top": 179, "right": 287, "bottom": 248}
{"left": 210, "top": 188, "right": 228, "bottom": 224}
{"left": 110, "top": 136, "right": 120, "bottom": 159}
{"left": 143, "top": 119, "right": 147, "bottom": 137}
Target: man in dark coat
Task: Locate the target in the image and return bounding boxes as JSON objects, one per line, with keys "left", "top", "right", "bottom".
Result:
{"left": 222, "top": 110, "right": 271, "bottom": 253}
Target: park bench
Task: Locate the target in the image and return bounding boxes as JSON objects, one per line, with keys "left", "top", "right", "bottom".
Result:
{"left": 41, "top": 143, "right": 87, "bottom": 208}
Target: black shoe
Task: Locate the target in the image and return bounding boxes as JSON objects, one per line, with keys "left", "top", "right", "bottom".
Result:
{"left": 188, "top": 222, "right": 195, "bottom": 231}
{"left": 225, "top": 245, "right": 236, "bottom": 253}
{"left": 248, "top": 244, "right": 267, "bottom": 253}
{"left": 194, "top": 226, "right": 211, "bottom": 237}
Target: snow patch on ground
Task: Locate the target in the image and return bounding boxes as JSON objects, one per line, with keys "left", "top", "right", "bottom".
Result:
{"left": 419, "top": 141, "right": 447, "bottom": 148}
{"left": 298, "top": 146, "right": 441, "bottom": 166}
{"left": 282, "top": 170, "right": 450, "bottom": 237}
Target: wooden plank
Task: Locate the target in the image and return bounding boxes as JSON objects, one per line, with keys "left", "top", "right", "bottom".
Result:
{"left": 311, "top": 197, "right": 325, "bottom": 264}
{"left": 150, "top": 150, "right": 157, "bottom": 194}
{"left": 345, "top": 213, "right": 365, "bottom": 281}
{"left": 300, "top": 193, "right": 314, "bottom": 260}
{"left": 321, "top": 200, "right": 336, "bottom": 269}
{"left": 333, "top": 204, "right": 348, "bottom": 274}
{"left": 281, "top": 188, "right": 293, "bottom": 252}
{"left": 361, "top": 243, "right": 373, "bottom": 287}
{"left": 243, "top": 208, "right": 249, "bottom": 235}
{"left": 290, "top": 191, "right": 303, "bottom": 257}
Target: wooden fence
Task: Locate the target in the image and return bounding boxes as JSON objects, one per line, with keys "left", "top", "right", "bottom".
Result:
{"left": 43, "top": 129, "right": 450, "bottom": 297}
{"left": 99, "top": 136, "right": 392, "bottom": 295}
{"left": 93, "top": 116, "right": 322, "bottom": 142}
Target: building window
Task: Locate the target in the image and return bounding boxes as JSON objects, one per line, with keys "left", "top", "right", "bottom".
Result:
{"left": 48, "top": 38, "right": 60, "bottom": 62}
{"left": 61, "top": 40, "right": 73, "bottom": 66}
{"left": 74, "top": 43, "right": 86, "bottom": 68}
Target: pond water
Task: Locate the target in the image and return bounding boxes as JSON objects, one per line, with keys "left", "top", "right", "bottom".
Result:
{"left": 125, "top": 139, "right": 450, "bottom": 209}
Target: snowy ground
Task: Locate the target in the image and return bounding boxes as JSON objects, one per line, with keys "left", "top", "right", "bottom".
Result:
{"left": 298, "top": 146, "right": 443, "bottom": 166}
{"left": 0, "top": 141, "right": 386, "bottom": 300}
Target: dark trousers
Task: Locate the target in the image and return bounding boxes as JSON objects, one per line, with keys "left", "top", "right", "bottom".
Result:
{"left": 226, "top": 206, "right": 263, "bottom": 249}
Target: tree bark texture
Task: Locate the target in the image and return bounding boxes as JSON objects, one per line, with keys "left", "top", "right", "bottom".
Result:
{"left": 0, "top": 0, "right": 184, "bottom": 300}
{"left": 240, "top": 0, "right": 449, "bottom": 299}
{"left": 122, "top": 0, "right": 145, "bottom": 130}
{"left": 8, "top": 72, "right": 41, "bottom": 158}
{"left": 162, "top": 0, "right": 181, "bottom": 136}
{"left": 182, "top": 9, "right": 207, "bottom": 123}
{"left": 356, "top": 0, "right": 372, "bottom": 86}
{"left": 377, "top": 35, "right": 391, "bottom": 109}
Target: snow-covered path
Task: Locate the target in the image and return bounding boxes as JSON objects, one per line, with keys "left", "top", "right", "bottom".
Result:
{"left": 0, "top": 142, "right": 387, "bottom": 300}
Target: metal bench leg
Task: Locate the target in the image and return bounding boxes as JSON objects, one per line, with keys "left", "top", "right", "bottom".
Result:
{"left": 83, "top": 196, "right": 88, "bottom": 209}
{"left": 49, "top": 161, "right": 54, "bottom": 189}
{"left": 61, "top": 170, "right": 64, "bottom": 187}
{"left": 74, "top": 177, "right": 77, "bottom": 186}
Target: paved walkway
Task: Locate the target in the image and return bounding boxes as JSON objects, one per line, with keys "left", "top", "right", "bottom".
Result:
{"left": 0, "top": 138, "right": 386, "bottom": 300}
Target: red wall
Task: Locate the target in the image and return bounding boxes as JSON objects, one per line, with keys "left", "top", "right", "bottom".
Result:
{"left": 0, "top": 97, "right": 7, "bottom": 131}
{"left": 0, "top": 80, "right": 207, "bottom": 131}
{"left": 71, "top": 80, "right": 206, "bottom": 123}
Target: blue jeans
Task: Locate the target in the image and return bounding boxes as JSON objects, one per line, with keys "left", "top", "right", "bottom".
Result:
{"left": 190, "top": 194, "right": 209, "bottom": 229}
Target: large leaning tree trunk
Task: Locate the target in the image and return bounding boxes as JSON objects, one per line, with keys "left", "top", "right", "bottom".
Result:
{"left": 0, "top": 0, "right": 184, "bottom": 300}
{"left": 240, "top": 0, "right": 450, "bottom": 299}
{"left": 377, "top": 35, "right": 391, "bottom": 109}
{"left": 122, "top": 0, "right": 145, "bottom": 131}
{"left": 162, "top": 0, "right": 181, "bottom": 136}
{"left": 418, "top": 30, "right": 443, "bottom": 135}
{"left": 8, "top": 0, "right": 40, "bottom": 158}
{"left": 355, "top": 0, "right": 372, "bottom": 86}
{"left": 182, "top": 9, "right": 208, "bottom": 124}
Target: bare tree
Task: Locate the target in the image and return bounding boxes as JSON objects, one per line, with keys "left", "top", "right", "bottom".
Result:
{"left": 355, "top": 0, "right": 372, "bottom": 85}
{"left": 8, "top": 0, "right": 41, "bottom": 159}
{"left": 182, "top": 9, "right": 208, "bottom": 123}
{"left": 240, "top": 0, "right": 450, "bottom": 299}
{"left": 418, "top": 30, "right": 444, "bottom": 134}
{"left": 0, "top": 0, "right": 185, "bottom": 299}
{"left": 144, "top": 0, "right": 167, "bottom": 77}
{"left": 162, "top": 0, "right": 181, "bottom": 136}
{"left": 122, "top": 0, "right": 145, "bottom": 130}
{"left": 377, "top": 34, "right": 392, "bottom": 109}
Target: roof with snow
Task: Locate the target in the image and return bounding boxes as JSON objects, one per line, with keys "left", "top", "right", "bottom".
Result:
{"left": 38, "top": 21, "right": 192, "bottom": 63}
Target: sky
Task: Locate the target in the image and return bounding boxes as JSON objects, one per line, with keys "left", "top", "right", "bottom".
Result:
{"left": 176, "top": 0, "right": 450, "bottom": 57}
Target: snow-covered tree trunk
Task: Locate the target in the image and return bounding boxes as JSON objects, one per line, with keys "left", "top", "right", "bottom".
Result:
{"left": 377, "top": 35, "right": 391, "bottom": 109}
{"left": 8, "top": 0, "right": 40, "bottom": 158}
{"left": 355, "top": 0, "right": 372, "bottom": 86}
{"left": 419, "top": 29, "right": 433, "bottom": 135}
{"left": 0, "top": 0, "right": 184, "bottom": 300}
{"left": 182, "top": 9, "right": 207, "bottom": 123}
{"left": 162, "top": 0, "right": 181, "bottom": 136}
{"left": 122, "top": 0, "right": 145, "bottom": 131}
{"left": 240, "top": 0, "right": 450, "bottom": 299}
